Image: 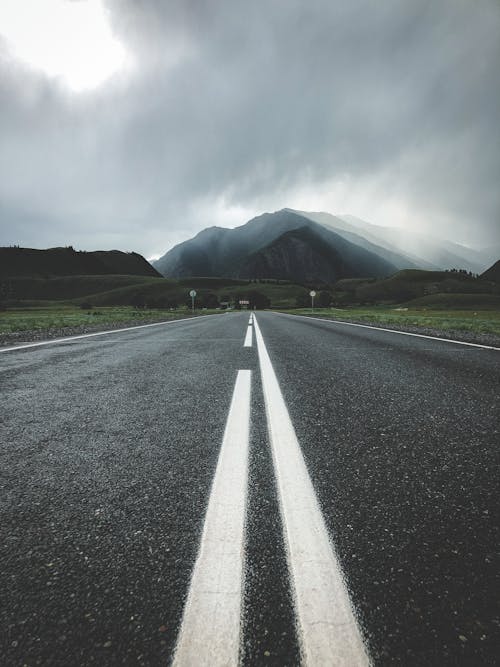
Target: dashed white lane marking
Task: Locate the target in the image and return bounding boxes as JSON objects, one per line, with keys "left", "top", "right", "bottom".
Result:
{"left": 253, "top": 316, "right": 370, "bottom": 666}
{"left": 282, "top": 313, "right": 500, "bottom": 351}
{"left": 243, "top": 323, "right": 253, "bottom": 347}
{"left": 0, "top": 315, "right": 219, "bottom": 354}
{"left": 173, "top": 370, "right": 251, "bottom": 667}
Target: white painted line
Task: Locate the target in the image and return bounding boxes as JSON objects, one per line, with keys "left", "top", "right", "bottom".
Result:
{"left": 253, "top": 316, "right": 370, "bottom": 666}
{"left": 281, "top": 313, "right": 500, "bottom": 351}
{"left": 249, "top": 313, "right": 253, "bottom": 324}
{"left": 243, "top": 323, "right": 253, "bottom": 347}
{"left": 0, "top": 315, "right": 219, "bottom": 354}
{"left": 173, "top": 370, "right": 251, "bottom": 667}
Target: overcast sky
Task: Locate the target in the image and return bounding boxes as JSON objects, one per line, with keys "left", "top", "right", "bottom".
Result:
{"left": 0, "top": 0, "right": 499, "bottom": 258}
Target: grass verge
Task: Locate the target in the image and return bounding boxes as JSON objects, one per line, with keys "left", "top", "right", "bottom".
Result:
{"left": 0, "top": 306, "right": 221, "bottom": 335}
{"left": 283, "top": 307, "right": 500, "bottom": 339}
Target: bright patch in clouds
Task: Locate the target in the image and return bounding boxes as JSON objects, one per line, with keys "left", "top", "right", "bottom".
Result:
{"left": 0, "top": 0, "right": 128, "bottom": 91}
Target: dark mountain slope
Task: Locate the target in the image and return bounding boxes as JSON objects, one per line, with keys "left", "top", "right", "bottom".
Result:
{"left": 154, "top": 209, "right": 397, "bottom": 280}
{"left": 154, "top": 210, "right": 318, "bottom": 277}
{"left": 481, "top": 259, "right": 500, "bottom": 283}
{"left": 0, "top": 246, "right": 161, "bottom": 278}
{"left": 239, "top": 227, "right": 375, "bottom": 282}
{"left": 153, "top": 227, "right": 229, "bottom": 278}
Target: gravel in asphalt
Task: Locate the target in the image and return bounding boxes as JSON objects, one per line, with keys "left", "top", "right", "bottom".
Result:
{"left": 1, "top": 311, "right": 498, "bottom": 665}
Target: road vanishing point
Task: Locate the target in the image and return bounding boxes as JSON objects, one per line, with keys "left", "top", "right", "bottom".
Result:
{"left": 1, "top": 311, "right": 499, "bottom": 666}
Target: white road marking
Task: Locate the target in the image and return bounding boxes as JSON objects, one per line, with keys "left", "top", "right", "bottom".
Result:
{"left": 0, "top": 315, "right": 219, "bottom": 354}
{"left": 243, "top": 323, "right": 253, "bottom": 347}
{"left": 173, "top": 370, "right": 251, "bottom": 667}
{"left": 253, "top": 316, "right": 370, "bottom": 666}
{"left": 283, "top": 313, "right": 500, "bottom": 351}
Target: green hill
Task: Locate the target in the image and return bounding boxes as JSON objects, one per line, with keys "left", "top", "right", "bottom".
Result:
{"left": 352, "top": 269, "right": 497, "bottom": 304}
{"left": 404, "top": 293, "right": 500, "bottom": 309}
{"left": 0, "top": 271, "right": 309, "bottom": 309}
{"left": 81, "top": 278, "right": 309, "bottom": 309}
{"left": 2, "top": 275, "right": 161, "bottom": 301}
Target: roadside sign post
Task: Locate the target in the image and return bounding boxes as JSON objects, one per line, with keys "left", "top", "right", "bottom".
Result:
{"left": 310, "top": 290, "right": 316, "bottom": 313}
{"left": 189, "top": 289, "right": 197, "bottom": 313}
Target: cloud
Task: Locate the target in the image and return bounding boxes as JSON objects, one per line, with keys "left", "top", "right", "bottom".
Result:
{"left": 0, "top": 0, "right": 499, "bottom": 255}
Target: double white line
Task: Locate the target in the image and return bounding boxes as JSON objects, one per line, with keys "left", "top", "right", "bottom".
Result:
{"left": 243, "top": 313, "right": 253, "bottom": 347}
{"left": 174, "top": 316, "right": 370, "bottom": 666}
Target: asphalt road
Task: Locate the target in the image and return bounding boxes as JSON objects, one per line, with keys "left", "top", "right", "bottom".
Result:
{"left": 1, "top": 311, "right": 498, "bottom": 666}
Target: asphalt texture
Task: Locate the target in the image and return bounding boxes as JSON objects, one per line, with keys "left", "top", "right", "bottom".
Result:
{"left": 1, "top": 311, "right": 499, "bottom": 666}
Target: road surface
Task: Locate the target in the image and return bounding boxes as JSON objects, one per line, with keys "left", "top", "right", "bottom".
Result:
{"left": 1, "top": 311, "right": 498, "bottom": 665}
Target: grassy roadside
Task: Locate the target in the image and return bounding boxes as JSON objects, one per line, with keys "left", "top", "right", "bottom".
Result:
{"left": 282, "top": 307, "right": 500, "bottom": 338}
{"left": 0, "top": 306, "right": 222, "bottom": 335}
{"left": 3, "top": 304, "right": 499, "bottom": 343}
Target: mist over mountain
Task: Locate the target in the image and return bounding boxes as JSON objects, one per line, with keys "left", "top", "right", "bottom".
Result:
{"left": 288, "top": 210, "right": 428, "bottom": 270}
{"left": 154, "top": 209, "right": 492, "bottom": 282}
{"left": 294, "top": 210, "right": 491, "bottom": 274}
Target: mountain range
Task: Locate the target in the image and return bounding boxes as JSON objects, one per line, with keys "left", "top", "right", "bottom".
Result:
{"left": 154, "top": 209, "right": 494, "bottom": 282}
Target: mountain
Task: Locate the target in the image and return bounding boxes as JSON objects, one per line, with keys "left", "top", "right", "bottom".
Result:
{"left": 154, "top": 209, "right": 405, "bottom": 281}
{"left": 292, "top": 210, "right": 491, "bottom": 273}
{"left": 481, "top": 259, "right": 500, "bottom": 283}
{"left": 155, "top": 208, "right": 490, "bottom": 282}
{"left": 480, "top": 245, "right": 500, "bottom": 268}
{"left": 0, "top": 246, "right": 161, "bottom": 279}
{"left": 288, "top": 209, "right": 427, "bottom": 270}
{"left": 334, "top": 214, "right": 490, "bottom": 273}
{"left": 239, "top": 226, "right": 395, "bottom": 282}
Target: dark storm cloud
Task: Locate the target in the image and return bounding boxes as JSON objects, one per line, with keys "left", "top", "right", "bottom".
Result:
{"left": 0, "top": 0, "right": 499, "bottom": 255}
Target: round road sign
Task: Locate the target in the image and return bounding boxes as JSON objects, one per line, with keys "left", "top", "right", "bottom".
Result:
{"left": 189, "top": 290, "right": 197, "bottom": 297}
{"left": 309, "top": 290, "right": 316, "bottom": 297}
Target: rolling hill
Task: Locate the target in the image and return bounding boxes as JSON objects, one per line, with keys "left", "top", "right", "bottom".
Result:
{"left": 0, "top": 246, "right": 161, "bottom": 279}
{"left": 338, "top": 269, "right": 500, "bottom": 306}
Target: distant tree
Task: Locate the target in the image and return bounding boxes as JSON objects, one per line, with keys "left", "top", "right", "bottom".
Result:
{"left": 184, "top": 291, "right": 219, "bottom": 309}
{"left": 201, "top": 292, "right": 219, "bottom": 309}
{"left": 317, "top": 290, "right": 332, "bottom": 307}
{"left": 295, "top": 293, "right": 309, "bottom": 308}
{"left": 0, "top": 281, "right": 13, "bottom": 310}
{"left": 148, "top": 297, "right": 178, "bottom": 309}
{"left": 247, "top": 290, "right": 270, "bottom": 309}
{"left": 131, "top": 294, "right": 147, "bottom": 309}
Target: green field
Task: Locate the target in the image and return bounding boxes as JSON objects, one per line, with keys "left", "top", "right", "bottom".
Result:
{"left": 0, "top": 306, "right": 220, "bottom": 335}
{"left": 2, "top": 268, "right": 499, "bottom": 341}
{"left": 2, "top": 274, "right": 310, "bottom": 309}
{"left": 2, "top": 303, "right": 500, "bottom": 342}
{"left": 0, "top": 274, "right": 310, "bottom": 339}
{"left": 2, "top": 275, "right": 164, "bottom": 300}
{"left": 286, "top": 306, "right": 500, "bottom": 338}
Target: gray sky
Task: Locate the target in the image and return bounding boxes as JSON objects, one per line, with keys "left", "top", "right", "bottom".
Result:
{"left": 0, "top": 0, "right": 499, "bottom": 258}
